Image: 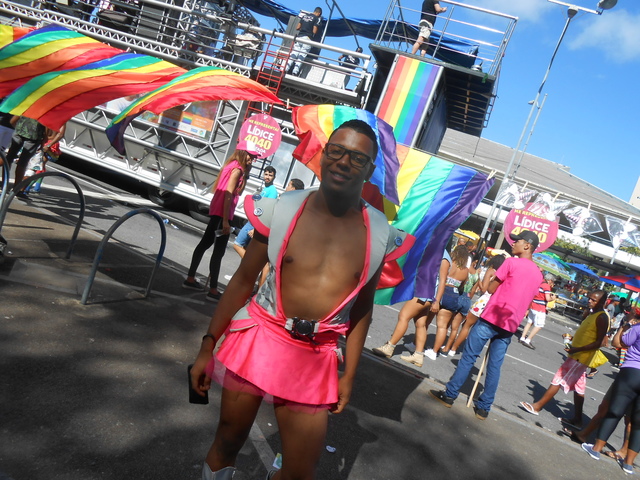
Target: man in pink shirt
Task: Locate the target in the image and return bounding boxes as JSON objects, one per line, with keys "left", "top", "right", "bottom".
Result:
{"left": 430, "top": 230, "right": 543, "bottom": 419}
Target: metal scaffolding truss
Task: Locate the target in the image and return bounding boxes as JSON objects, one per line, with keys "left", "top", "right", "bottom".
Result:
{"left": 0, "top": 0, "right": 370, "bottom": 212}
{"left": 63, "top": 99, "right": 248, "bottom": 202}
{"left": 0, "top": 0, "right": 255, "bottom": 74}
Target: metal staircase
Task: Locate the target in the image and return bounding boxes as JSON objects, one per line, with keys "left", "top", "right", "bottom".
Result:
{"left": 243, "top": 32, "right": 295, "bottom": 121}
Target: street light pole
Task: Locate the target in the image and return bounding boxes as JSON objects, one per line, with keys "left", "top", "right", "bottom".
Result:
{"left": 479, "top": 1, "right": 616, "bottom": 247}
{"left": 513, "top": 94, "right": 548, "bottom": 179}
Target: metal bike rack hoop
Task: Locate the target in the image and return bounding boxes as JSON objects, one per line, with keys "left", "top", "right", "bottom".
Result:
{"left": 81, "top": 207, "right": 167, "bottom": 305}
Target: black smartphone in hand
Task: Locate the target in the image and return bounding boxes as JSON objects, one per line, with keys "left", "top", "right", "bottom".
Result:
{"left": 188, "top": 364, "right": 209, "bottom": 405}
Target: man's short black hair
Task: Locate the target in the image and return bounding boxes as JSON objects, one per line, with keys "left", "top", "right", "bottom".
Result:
{"left": 591, "top": 289, "right": 608, "bottom": 310}
{"left": 314, "top": 7, "right": 322, "bottom": 15}
{"left": 290, "top": 178, "right": 305, "bottom": 190}
{"left": 264, "top": 165, "right": 276, "bottom": 176}
{"left": 330, "top": 119, "right": 379, "bottom": 161}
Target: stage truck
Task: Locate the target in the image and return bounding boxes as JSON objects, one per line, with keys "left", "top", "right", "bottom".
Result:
{"left": 0, "top": 0, "right": 516, "bottom": 221}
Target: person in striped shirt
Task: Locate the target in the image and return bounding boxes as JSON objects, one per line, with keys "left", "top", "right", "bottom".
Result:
{"left": 520, "top": 274, "right": 555, "bottom": 349}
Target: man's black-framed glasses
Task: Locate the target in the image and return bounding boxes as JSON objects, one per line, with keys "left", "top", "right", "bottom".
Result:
{"left": 324, "top": 143, "right": 373, "bottom": 169}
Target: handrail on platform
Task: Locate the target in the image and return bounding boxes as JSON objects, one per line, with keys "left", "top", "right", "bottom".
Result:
{"left": 80, "top": 207, "right": 167, "bottom": 305}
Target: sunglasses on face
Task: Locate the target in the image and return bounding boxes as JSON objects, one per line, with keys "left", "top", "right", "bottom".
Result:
{"left": 324, "top": 143, "right": 373, "bottom": 169}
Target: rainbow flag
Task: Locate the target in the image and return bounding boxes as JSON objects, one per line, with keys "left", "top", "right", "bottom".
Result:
{"left": 0, "top": 53, "right": 186, "bottom": 131}
{"left": 291, "top": 105, "right": 400, "bottom": 205}
{"left": 375, "top": 146, "right": 494, "bottom": 305}
{"left": 376, "top": 56, "right": 442, "bottom": 146}
{"left": 0, "top": 24, "right": 122, "bottom": 96}
{"left": 0, "top": 25, "right": 33, "bottom": 48}
{"left": 105, "top": 66, "right": 283, "bottom": 155}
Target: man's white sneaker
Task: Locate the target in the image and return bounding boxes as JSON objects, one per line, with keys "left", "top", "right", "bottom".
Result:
{"left": 424, "top": 348, "right": 437, "bottom": 361}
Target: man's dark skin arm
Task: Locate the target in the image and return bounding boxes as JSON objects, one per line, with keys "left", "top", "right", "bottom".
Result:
{"left": 612, "top": 317, "right": 640, "bottom": 349}
{"left": 190, "top": 232, "right": 269, "bottom": 396}
{"left": 487, "top": 276, "right": 503, "bottom": 295}
{"left": 43, "top": 124, "right": 66, "bottom": 154}
{"left": 430, "top": 257, "right": 451, "bottom": 314}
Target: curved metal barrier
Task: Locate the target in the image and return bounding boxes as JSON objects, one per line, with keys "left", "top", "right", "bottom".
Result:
{"left": 81, "top": 208, "right": 167, "bottom": 305}
{"left": 0, "top": 151, "right": 8, "bottom": 212}
{"left": 0, "top": 155, "right": 8, "bottom": 261}
{"left": 0, "top": 171, "right": 86, "bottom": 259}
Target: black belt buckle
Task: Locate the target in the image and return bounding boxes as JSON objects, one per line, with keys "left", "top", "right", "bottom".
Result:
{"left": 290, "top": 317, "right": 317, "bottom": 342}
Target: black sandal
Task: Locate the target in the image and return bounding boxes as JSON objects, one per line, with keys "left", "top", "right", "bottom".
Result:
{"left": 561, "top": 426, "right": 583, "bottom": 443}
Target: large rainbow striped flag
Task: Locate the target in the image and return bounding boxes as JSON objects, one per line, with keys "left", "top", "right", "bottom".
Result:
{"left": 0, "top": 25, "right": 33, "bottom": 49}
{"left": 0, "top": 25, "right": 122, "bottom": 97}
{"left": 105, "top": 66, "right": 283, "bottom": 155}
{"left": 0, "top": 53, "right": 186, "bottom": 131}
{"left": 291, "top": 105, "right": 400, "bottom": 205}
{"left": 290, "top": 104, "right": 493, "bottom": 303}
{"left": 375, "top": 145, "right": 494, "bottom": 305}
{"left": 376, "top": 56, "right": 443, "bottom": 147}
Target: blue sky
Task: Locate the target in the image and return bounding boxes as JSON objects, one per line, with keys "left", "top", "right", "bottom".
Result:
{"left": 250, "top": 0, "right": 640, "bottom": 205}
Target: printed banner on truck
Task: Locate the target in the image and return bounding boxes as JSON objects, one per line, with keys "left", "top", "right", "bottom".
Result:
{"left": 238, "top": 113, "right": 282, "bottom": 159}
{"left": 503, "top": 203, "right": 559, "bottom": 252}
{"left": 105, "top": 96, "right": 218, "bottom": 140}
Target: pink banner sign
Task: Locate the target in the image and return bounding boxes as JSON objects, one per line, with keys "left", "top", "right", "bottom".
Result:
{"left": 238, "top": 113, "right": 282, "bottom": 159}
{"left": 503, "top": 203, "right": 559, "bottom": 252}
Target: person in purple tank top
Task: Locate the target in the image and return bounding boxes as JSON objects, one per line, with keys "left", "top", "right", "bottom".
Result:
{"left": 582, "top": 308, "right": 640, "bottom": 475}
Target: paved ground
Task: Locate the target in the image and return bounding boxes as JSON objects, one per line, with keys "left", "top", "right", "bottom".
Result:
{"left": 0, "top": 183, "right": 631, "bottom": 480}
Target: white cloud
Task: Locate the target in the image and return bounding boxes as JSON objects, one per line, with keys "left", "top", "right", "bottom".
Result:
{"left": 470, "top": 0, "right": 554, "bottom": 23}
{"left": 568, "top": 10, "right": 640, "bottom": 62}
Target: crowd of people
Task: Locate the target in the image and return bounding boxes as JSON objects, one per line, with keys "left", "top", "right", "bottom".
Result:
{"left": 4, "top": 110, "right": 636, "bottom": 479}
{"left": 368, "top": 222, "right": 638, "bottom": 475}
{"left": 185, "top": 148, "right": 640, "bottom": 478}
{"left": 185, "top": 119, "right": 602, "bottom": 477}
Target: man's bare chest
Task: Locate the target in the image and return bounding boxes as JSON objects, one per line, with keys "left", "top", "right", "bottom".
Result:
{"left": 282, "top": 213, "right": 367, "bottom": 274}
